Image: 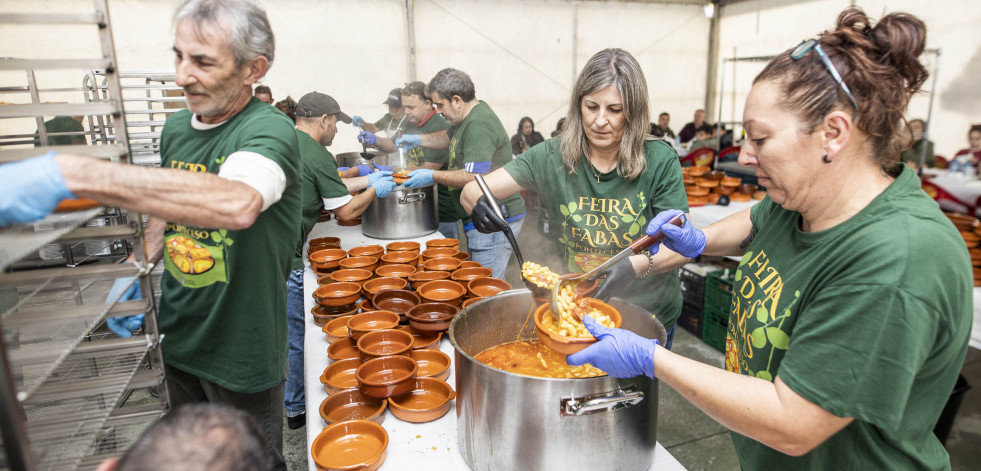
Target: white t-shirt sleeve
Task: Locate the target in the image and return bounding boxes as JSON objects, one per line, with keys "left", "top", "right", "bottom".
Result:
{"left": 323, "top": 195, "right": 353, "bottom": 211}
{"left": 217, "top": 151, "right": 287, "bottom": 212}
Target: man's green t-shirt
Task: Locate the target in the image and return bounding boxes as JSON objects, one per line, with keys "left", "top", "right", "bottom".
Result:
{"left": 727, "top": 165, "right": 971, "bottom": 469}
{"left": 504, "top": 139, "right": 688, "bottom": 329}
{"left": 291, "top": 129, "right": 350, "bottom": 270}
{"left": 391, "top": 111, "right": 456, "bottom": 223}
{"left": 34, "top": 116, "right": 85, "bottom": 146}
{"left": 447, "top": 101, "right": 525, "bottom": 224}
{"left": 374, "top": 113, "right": 405, "bottom": 135}
{"left": 158, "top": 98, "right": 301, "bottom": 393}
{"left": 901, "top": 139, "right": 936, "bottom": 167}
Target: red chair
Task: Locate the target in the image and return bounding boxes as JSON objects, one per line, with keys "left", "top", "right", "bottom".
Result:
{"left": 680, "top": 147, "right": 715, "bottom": 167}
{"left": 921, "top": 179, "right": 975, "bottom": 215}
{"left": 718, "top": 145, "right": 741, "bottom": 163}
{"left": 935, "top": 155, "right": 948, "bottom": 169}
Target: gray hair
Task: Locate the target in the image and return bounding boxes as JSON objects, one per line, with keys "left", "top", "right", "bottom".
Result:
{"left": 174, "top": 0, "right": 275, "bottom": 68}
{"left": 560, "top": 48, "right": 651, "bottom": 180}
{"left": 426, "top": 68, "right": 476, "bottom": 102}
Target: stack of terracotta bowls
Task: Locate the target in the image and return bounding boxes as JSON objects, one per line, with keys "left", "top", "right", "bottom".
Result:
{"left": 680, "top": 167, "right": 767, "bottom": 206}
{"left": 946, "top": 213, "right": 981, "bottom": 286}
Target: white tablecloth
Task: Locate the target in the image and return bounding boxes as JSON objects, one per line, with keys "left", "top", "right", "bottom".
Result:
{"left": 923, "top": 169, "right": 981, "bottom": 211}
{"left": 302, "top": 220, "right": 686, "bottom": 470}
{"left": 688, "top": 200, "right": 758, "bottom": 229}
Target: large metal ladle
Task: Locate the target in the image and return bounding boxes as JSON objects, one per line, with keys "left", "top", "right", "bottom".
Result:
{"left": 472, "top": 175, "right": 544, "bottom": 294}
{"left": 549, "top": 214, "right": 685, "bottom": 320}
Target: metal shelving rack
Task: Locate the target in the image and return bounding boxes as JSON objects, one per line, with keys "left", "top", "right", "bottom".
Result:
{"left": 0, "top": 2, "right": 168, "bottom": 470}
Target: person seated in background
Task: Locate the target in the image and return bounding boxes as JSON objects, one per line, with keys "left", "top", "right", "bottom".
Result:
{"left": 551, "top": 117, "right": 566, "bottom": 138}
{"left": 353, "top": 88, "right": 407, "bottom": 137}
{"left": 951, "top": 124, "right": 981, "bottom": 170}
{"left": 688, "top": 123, "right": 718, "bottom": 151}
{"left": 273, "top": 96, "right": 296, "bottom": 119}
{"left": 677, "top": 108, "right": 706, "bottom": 145}
{"left": 900, "top": 118, "right": 935, "bottom": 168}
{"left": 254, "top": 85, "right": 273, "bottom": 104}
{"left": 96, "top": 403, "right": 268, "bottom": 471}
{"left": 510, "top": 116, "right": 544, "bottom": 156}
{"left": 650, "top": 112, "right": 675, "bottom": 140}
{"left": 34, "top": 115, "right": 86, "bottom": 146}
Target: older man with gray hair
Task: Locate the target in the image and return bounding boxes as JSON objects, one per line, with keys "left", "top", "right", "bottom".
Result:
{"left": 0, "top": 0, "right": 298, "bottom": 467}
{"left": 397, "top": 68, "right": 525, "bottom": 279}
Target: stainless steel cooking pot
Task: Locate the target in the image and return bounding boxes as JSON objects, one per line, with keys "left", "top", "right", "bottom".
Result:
{"left": 335, "top": 150, "right": 389, "bottom": 169}
{"left": 450, "top": 290, "right": 666, "bottom": 471}
{"left": 361, "top": 183, "right": 438, "bottom": 239}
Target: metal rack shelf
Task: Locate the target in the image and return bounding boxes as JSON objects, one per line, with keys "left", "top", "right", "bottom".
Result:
{"left": 0, "top": 3, "right": 169, "bottom": 469}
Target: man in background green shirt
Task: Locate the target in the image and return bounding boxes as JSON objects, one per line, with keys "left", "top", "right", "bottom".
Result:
{"left": 33, "top": 115, "right": 85, "bottom": 147}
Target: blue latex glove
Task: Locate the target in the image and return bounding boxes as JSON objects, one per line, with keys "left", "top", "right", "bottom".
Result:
{"left": 368, "top": 171, "right": 396, "bottom": 198}
{"left": 396, "top": 134, "right": 420, "bottom": 151}
{"left": 358, "top": 131, "right": 377, "bottom": 146}
{"left": 647, "top": 209, "right": 705, "bottom": 258}
{"left": 567, "top": 316, "right": 659, "bottom": 378}
{"left": 402, "top": 168, "right": 434, "bottom": 188}
{"left": 338, "top": 166, "right": 350, "bottom": 172}
{"left": 351, "top": 116, "right": 365, "bottom": 127}
{"left": 355, "top": 165, "right": 374, "bottom": 177}
{"left": 0, "top": 152, "right": 75, "bottom": 226}
{"left": 104, "top": 269, "right": 144, "bottom": 338}
{"left": 373, "top": 164, "right": 393, "bottom": 172}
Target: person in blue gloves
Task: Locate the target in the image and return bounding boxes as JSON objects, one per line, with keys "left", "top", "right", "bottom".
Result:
{"left": 569, "top": 8, "right": 971, "bottom": 469}
{"left": 393, "top": 68, "right": 525, "bottom": 279}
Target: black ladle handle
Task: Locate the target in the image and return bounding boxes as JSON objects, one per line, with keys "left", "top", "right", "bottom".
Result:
{"left": 473, "top": 175, "right": 524, "bottom": 266}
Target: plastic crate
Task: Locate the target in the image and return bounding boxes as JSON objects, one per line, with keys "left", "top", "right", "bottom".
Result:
{"left": 678, "top": 300, "right": 703, "bottom": 337}
{"left": 678, "top": 265, "right": 706, "bottom": 308}
{"left": 701, "top": 269, "right": 735, "bottom": 352}
{"left": 702, "top": 304, "right": 728, "bottom": 352}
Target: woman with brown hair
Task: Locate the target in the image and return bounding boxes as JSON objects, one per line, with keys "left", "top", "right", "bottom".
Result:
{"left": 460, "top": 48, "right": 689, "bottom": 348}
{"left": 570, "top": 7, "right": 972, "bottom": 468}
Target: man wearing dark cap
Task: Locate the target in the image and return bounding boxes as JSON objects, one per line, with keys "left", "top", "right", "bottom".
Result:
{"left": 352, "top": 87, "right": 407, "bottom": 138}
{"left": 284, "top": 92, "right": 394, "bottom": 428}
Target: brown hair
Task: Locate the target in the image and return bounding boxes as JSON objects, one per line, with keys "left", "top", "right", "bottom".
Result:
{"left": 754, "top": 7, "right": 927, "bottom": 174}
{"left": 402, "top": 81, "right": 429, "bottom": 102}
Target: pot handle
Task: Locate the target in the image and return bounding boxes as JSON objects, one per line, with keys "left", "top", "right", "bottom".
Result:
{"left": 560, "top": 389, "right": 645, "bottom": 417}
{"left": 399, "top": 191, "right": 427, "bottom": 204}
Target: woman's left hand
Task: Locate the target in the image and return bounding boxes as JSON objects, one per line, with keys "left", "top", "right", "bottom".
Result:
{"left": 590, "top": 257, "right": 637, "bottom": 301}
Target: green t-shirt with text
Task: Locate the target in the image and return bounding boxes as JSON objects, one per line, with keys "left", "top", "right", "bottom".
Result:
{"left": 391, "top": 111, "right": 456, "bottom": 222}
{"left": 292, "top": 129, "right": 350, "bottom": 270}
{"left": 34, "top": 116, "right": 85, "bottom": 146}
{"left": 158, "top": 98, "right": 301, "bottom": 393}
{"left": 447, "top": 101, "right": 525, "bottom": 223}
{"left": 728, "top": 165, "right": 971, "bottom": 469}
{"left": 504, "top": 139, "right": 688, "bottom": 329}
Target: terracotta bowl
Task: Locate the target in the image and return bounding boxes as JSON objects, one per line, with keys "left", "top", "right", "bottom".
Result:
{"left": 409, "top": 349, "right": 451, "bottom": 381}
{"left": 453, "top": 252, "right": 471, "bottom": 261}
{"left": 375, "top": 264, "right": 417, "bottom": 280}
{"left": 752, "top": 190, "right": 767, "bottom": 200}
{"left": 362, "top": 277, "right": 408, "bottom": 301}
{"left": 356, "top": 329, "right": 415, "bottom": 361}
{"left": 397, "top": 325, "right": 442, "bottom": 350}
{"left": 696, "top": 179, "right": 719, "bottom": 189}
{"left": 320, "top": 357, "right": 362, "bottom": 394}
{"left": 347, "top": 311, "right": 401, "bottom": 341}
{"left": 327, "top": 337, "right": 360, "bottom": 362}
{"left": 323, "top": 316, "right": 353, "bottom": 343}
{"left": 309, "top": 248, "right": 348, "bottom": 271}
{"left": 704, "top": 170, "right": 726, "bottom": 181}
{"left": 311, "top": 305, "right": 358, "bottom": 327}
{"left": 721, "top": 176, "right": 742, "bottom": 187}
{"left": 420, "top": 247, "right": 458, "bottom": 263}
{"left": 425, "top": 238, "right": 460, "bottom": 251}
{"left": 348, "top": 245, "right": 384, "bottom": 258}
{"left": 458, "top": 261, "right": 482, "bottom": 270}
{"left": 682, "top": 175, "right": 696, "bottom": 185}
{"left": 737, "top": 183, "right": 758, "bottom": 195}
{"left": 421, "top": 257, "right": 462, "bottom": 273}
{"left": 707, "top": 193, "right": 720, "bottom": 204}
{"left": 686, "top": 187, "right": 710, "bottom": 197}
{"left": 386, "top": 241, "right": 420, "bottom": 253}
{"left": 450, "top": 267, "right": 493, "bottom": 284}
{"left": 372, "top": 289, "right": 421, "bottom": 319}
{"left": 310, "top": 419, "right": 388, "bottom": 471}
{"left": 339, "top": 256, "right": 380, "bottom": 273}
{"left": 467, "top": 277, "right": 512, "bottom": 298}
{"left": 329, "top": 269, "right": 373, "bottom": 289}
{"left": 380, "top": 251, "right": 420, "bottom": 267}
{"left": 318, "top": 389, "right": 386, "bottom": 426}
{"left": 314, "top": 282, "right": 362, "bottom": 307}
{"left": 312, "top": 266, "right": 334, "bottom": 278}
{"left": 533, "top": 298, "right": 623, "bottom": 355}
{"left": 460, "top": 297, "right": 484, "bottom": 309}
{"left": 729, "top": 192, "right": 751, "bottom": 202}
{"left": 417, "top": 280, "right": 466, "bottom": 306}
{"left": 309, "top": 236, "right": 341, "bottom": 249}
{"left": 688, "top": 165, "right": 709, "bottom": 177}
{"left": 387, "top": 377, "right": 456, "bottom": 423}
{"left": 355, "top": 355, "right": 418, "bottom": 398}
{"left": 407, "top": 270, "right": 451, "bottom": 290}
{"left": 406, "top": 303, "right": 460, "bottom": 332}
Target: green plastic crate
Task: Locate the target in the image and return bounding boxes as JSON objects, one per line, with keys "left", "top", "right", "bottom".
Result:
{"left": 701, "top": 270, "right": 735, "bottom": 352}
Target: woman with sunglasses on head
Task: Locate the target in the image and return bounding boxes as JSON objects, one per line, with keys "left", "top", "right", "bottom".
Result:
{"left": 570, "top": 7, "right": 971, "bottom": 469}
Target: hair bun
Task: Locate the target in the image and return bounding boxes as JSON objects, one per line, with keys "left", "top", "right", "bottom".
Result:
{"left": 868, "top": 12, "right": 928, "bottom": 89}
